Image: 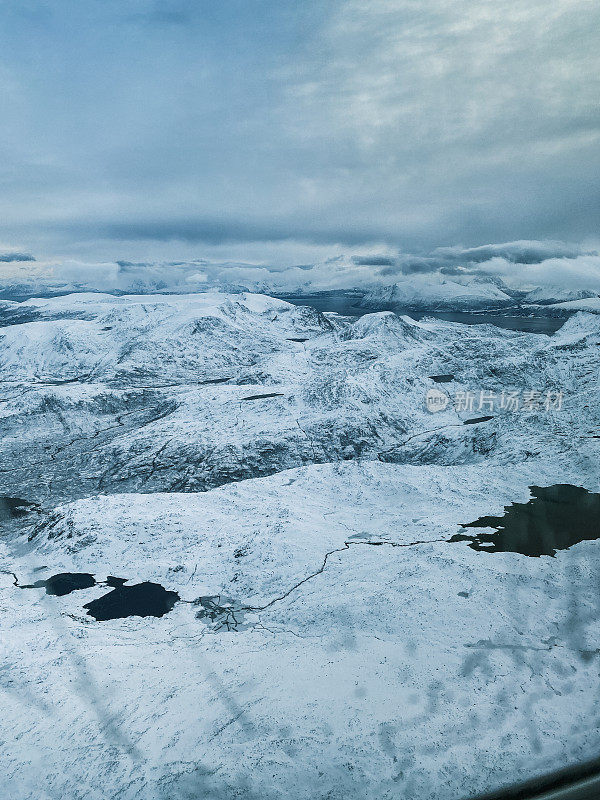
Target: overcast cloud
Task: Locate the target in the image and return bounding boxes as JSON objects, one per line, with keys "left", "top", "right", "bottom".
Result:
{"left": 0, "top": 0, "right": 598, "bottom": 283}
{"left": 1, "top": 240, "right": 599, "bottom": 297}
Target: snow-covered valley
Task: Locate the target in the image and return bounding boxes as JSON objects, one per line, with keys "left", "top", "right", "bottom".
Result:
{"left": 1, "top": 292, "right": 600, "bottom": 800}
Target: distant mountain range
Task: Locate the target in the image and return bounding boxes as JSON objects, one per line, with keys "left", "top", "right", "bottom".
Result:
{"left": 521, "top": 286, "right": 599, "bottom": 305}
{"left": 358, "top": 275, "right": 514, "bottom": 311}
{"left": 357, "top": 279, "right": 600, "bottom": 313}
{"left": 1, "top": 272, "right": 599, "bottom": 313}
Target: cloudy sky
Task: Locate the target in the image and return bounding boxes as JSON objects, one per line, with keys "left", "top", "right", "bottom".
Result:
{"left": 0, "top": 0, "right": 599, "bottom": 290}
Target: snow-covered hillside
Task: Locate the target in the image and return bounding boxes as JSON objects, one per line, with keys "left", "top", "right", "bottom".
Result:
{"left": 4, "top": 460, "right": 600, "bottom": 800}
{"left": 359, "top": 275, "right": 512, "bottom": 310}
{"left": 1, "top": 292, "right": 599, "bottom": 800}
{"left": 1, "top": 292, "right": 598, "bottom": 504}
{"left": 539, "top": 296, "right": 600, "bottom": 314}
{"left": 523, "top": 286, "right": 599, "bottom": 305}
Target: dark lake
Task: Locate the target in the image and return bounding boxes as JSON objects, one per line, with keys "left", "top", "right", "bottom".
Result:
{"left": 14, "top": 572, "right": 180, "bottom": 620}
{"left": 450, "top": 484, "right": 600, "bottom": 557}
{"left": 84, "top": 581, "right": 180, "bottom": 621}
{"left": 19, "top": 572, "right": 97, "bottom": 596}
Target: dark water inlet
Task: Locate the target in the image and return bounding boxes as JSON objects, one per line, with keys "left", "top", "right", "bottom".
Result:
{"left": 84, "top": 581, "right": 180, "bottom": 621}
{"left": 282, "top": 294, "right": 569, "bottom": 333}
{"left": 450, "top": 484, "right": 600, "bottom": 557}
{"left": 405, "top": 310, "right": 568, "bottom": 334}
{"left": 241, "top": 392, "right": 285, "bottom": 401}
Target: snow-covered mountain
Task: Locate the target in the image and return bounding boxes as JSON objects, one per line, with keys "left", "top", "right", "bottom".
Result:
{"left": 2, "top": 290, "right": 598, "bottom": 504}
{"left": 359, "top": 274, "right": 513, "bottom": 310}
{"left": 523, "top": 286, "right": 599, "bottom": 305}
{"left": 538, "top": 296, "right": 600, "bottom": 314}
{"left": 1, "top": 291, "right": 600, "bottom": 800}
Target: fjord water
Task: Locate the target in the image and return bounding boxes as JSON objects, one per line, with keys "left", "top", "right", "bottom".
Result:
{"left": 282, "top": 294, "right": 567, "bottom": 333}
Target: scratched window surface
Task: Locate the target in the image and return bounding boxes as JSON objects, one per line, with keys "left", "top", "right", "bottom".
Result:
{"left": 1, "top": 2, "right": 600, "bottom": 800}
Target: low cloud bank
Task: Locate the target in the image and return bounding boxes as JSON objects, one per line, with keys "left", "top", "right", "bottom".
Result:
{"left": 0, "top": 240, "right": 599, "bottom": 299}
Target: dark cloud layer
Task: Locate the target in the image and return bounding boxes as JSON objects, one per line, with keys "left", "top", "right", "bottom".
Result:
{"left": 0, "top": 252, "right": 35, "bottom": 263}
{"left": 77, "top": 218, "right": 403, "bottom": 247}
{"left": 352, "top": 256, "right": 396, "bottom": 267}
{"left": 433, "top": 242, "right": 595, "bottom": 266}
{"left": 367, "top": 241, "right": 599, "bottom": 277}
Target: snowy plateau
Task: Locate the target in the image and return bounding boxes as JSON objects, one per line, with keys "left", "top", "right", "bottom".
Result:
{"left": 1, "top": 291, "right": 600, "bottom": 800}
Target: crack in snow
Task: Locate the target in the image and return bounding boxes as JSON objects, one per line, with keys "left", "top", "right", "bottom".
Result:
{"left": 243, "top": 538, "right": 445, "bottom": 613}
